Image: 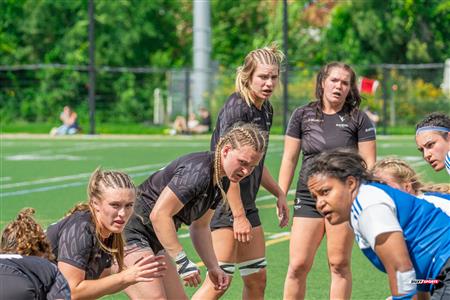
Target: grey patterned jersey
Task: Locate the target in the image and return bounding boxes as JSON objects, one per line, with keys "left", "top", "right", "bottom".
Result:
{"left": 0, "top": 254, "right": 71, "bottom": 300}
{"left": 46, "top": 210, "right": 113, "bottom": 279}
{"left": 210, "top": 92, "right": 273, "bottom": 208}
{"left": 138, "top": 151, "right": 223, "bottom": 229}
{"left": 286, "top": 102, "right": 376, "bottom": 200}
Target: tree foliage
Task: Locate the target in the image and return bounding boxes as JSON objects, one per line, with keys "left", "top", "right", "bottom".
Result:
{"left": 0, "top": 0, "right": 448, "bottom": 124}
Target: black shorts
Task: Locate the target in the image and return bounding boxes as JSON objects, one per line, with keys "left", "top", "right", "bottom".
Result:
{"left": 293, "top": 190, "right": 323, "bottom": 218}
{"left": 431, "top": 258, "right": 450, "bottom": 299}
{"left": 123, "top": 201, "right": 164, "bottom": 254}
{"left": 210, "top": 204, "right": 261, "bottom": 230}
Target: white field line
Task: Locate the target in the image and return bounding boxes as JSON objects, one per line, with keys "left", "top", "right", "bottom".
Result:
{"left": 1, "top": 163, "right": 167, "bottom": 189}
{"left": 1, "top": 170, "right": 161, "bottom": 197}
{"left": 2, "top": 141, "right": 208, "bottom": 159}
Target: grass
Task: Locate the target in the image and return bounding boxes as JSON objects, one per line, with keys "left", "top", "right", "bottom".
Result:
{"left": 0, "top": 134, "right": 447, "bottom": 299}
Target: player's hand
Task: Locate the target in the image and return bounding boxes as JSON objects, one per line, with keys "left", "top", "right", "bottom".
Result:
{"left": 181, "top": 269, "right": 202, "bottom": 287}
{"left": 122, "top": 255, "right": 166, "bottom": 284}
{"left": 207, "top": 266, "right": 230, "bottom": 290}
{"left": 175, "top": 250, "right": 201, "bottom": 287}
{"left": 276, "top": 194, "right": 290, "bottom": 228}
{"left": 233, "top": 214, "right": 252, "bottom": 242}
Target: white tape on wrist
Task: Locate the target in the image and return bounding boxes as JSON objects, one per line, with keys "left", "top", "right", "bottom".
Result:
{"left": 175, "top": 250, "right": 198, "bottom": 278}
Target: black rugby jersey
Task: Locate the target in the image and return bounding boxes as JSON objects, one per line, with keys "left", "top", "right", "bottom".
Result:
{"left": 138, "top": 151, "right": 224, "bottom": 229}
{"left": 286, "top": 103, "right": 376, "bottom": 198}
{"left": 210, "top": 92, "right": 273, "bottom": 208}
{"left": 46, "top": 210, "right": 113, "bottom": 279}
{"left": 0, "top": 254, "right": 70, "bottom": 300}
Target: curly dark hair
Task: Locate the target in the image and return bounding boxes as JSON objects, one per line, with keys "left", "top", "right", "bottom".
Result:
{"left": 0, "top": 208, "right": 55, "bottom": 261}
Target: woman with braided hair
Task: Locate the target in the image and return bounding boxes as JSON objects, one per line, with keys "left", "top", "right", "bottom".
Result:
{"left": 195, "top": 44, "right": 288, "bottom": 300}
{"left": 46, "top": 168, "right": 166, "bottom": 299}
{"left": 123, "top": 123, "right": 268, "bottom": 299}
{"left": 372, "top": 157, "right": 450, "bottom": 215}
{"left": 0, "top": 208, "right": 71, "bottom": 299}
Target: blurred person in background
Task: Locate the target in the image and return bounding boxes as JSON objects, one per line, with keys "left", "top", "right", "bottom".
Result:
{"left": 278, "top": 62, "right": 376, "bottom": 299}
{"left": 50, "top": 105, "right": 80, "bottom": 136}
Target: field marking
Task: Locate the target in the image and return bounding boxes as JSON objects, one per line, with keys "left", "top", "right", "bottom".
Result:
{"left": 2, "top": 141, "right": 210, "bottom": 159}
{"left": 6, "top": 154, "right": 86, "bottom": 161}
{"left": 1, "top": 167, "right": 167, "bottom": 197}
{"left": 1, "top": 163, "right": 167, "bottom": 189}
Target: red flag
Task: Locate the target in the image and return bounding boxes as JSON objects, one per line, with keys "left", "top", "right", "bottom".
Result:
{"left": 359, "top": 77, "right": 379, "bottom": 94}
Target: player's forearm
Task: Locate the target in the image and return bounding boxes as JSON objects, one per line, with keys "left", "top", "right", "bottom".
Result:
{"left": 227, "top": 182, "right": 245, "bottom": 217}
{"left": 151, "top": 214, "right": 183, "bottom": 258}
{"left": 261, "top": 166, "right": 283, "bottom": 197}
{"left": 278, "top": 158, "right": 297, "bottom": 195}
{"left": 70, "top": 274, "right": 129, "bottom": 300}
{"left": 190, "top": 224, "right": 218, "bottom": 270}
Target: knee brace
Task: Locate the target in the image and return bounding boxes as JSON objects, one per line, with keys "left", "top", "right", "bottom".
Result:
{"left": 237, "top": 257, "right": 267, "bottom": 277}
{"left": 218, "top": 261, "right": 236, "bottom": 276}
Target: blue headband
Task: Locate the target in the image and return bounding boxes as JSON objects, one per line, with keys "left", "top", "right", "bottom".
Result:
{"left": 416, "top": 126, "right": 450, "bottom": 135}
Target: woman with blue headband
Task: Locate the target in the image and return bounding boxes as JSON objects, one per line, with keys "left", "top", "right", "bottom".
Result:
{"left": 415, "top": 112, "right": 450, "bottom": 175}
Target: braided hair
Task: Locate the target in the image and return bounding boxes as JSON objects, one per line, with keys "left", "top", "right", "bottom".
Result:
{"left": 213, "top": 123, "right": 268, "bottom": 202}
{"left": 66, "top": 168, "right": 136, "bottom": 271}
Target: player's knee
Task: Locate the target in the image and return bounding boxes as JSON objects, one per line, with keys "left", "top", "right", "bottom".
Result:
{"left": 238, "top": 258, "right": 267, "bottom": 289}
{"left": 328, "top": 259, "right": 351, "bottom": 276}
{"left": 242, "top": 268, "right": 266, "bottom": 291}
{"left": 288, "top": 259, "right": 313, "bottom": 277}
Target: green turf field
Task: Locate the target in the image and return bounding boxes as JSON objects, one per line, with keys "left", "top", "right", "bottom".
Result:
{"left": 1, "top": 134, "right": 447, "bottom": 299}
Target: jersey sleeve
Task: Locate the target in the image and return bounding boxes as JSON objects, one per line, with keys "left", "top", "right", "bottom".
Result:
{"left": 167, "top": 163, "right": 209, "bottom": 205}
{"left": 358, "top": 204, "right": 402, "bottom": 249}
{"left": 57, "top": 219, "right": 94, "bottom": 272}
{"left": 357, "top": 111, "right": 376, "bottom": 142}
{"left": 286, "top": 107, "right": 303, "bottom": 139}
{"left": 47, "top": 268, "right": 71, "bottom": 300}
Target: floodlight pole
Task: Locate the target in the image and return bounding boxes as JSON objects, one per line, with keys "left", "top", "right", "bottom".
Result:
{"left": 282, "top": 0, "right": 289, "bottom": 133}
{"left": 88, "top": 0, "right": 96, "bottom": 134}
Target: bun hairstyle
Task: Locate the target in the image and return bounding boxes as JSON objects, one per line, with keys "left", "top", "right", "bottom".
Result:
{"left": 1, "top": 208, "right": 55, "bottom": 261}
{"left": 306, "top": 149, "right": 372, "bottom": 184}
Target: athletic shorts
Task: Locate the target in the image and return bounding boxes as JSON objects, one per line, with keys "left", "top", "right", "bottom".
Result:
{"left": 123, "top": 201, "right": 164, "bottom": 254}
{"left": 293, "top": 189, "right": 323, "bottom": 218}
{"left": 431, "top": 258, "right": 450, "bottom": 299}
{"left": 210, "top": 205, "right": 261, "bottom": 230}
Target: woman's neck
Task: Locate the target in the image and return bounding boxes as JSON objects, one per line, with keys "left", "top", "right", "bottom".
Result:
{"left": 322, "top": 103, "right": 344, "bottom": 114}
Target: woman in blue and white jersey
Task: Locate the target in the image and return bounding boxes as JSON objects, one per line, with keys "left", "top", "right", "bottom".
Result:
{"left": 415, "top": 112, "right": 450, "bottom": 176}
{"left": 307, "top": 150, "right": 450, "bottom": 300}
{"left": 372, "top": 157, "right": 450, "bottom": 216}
